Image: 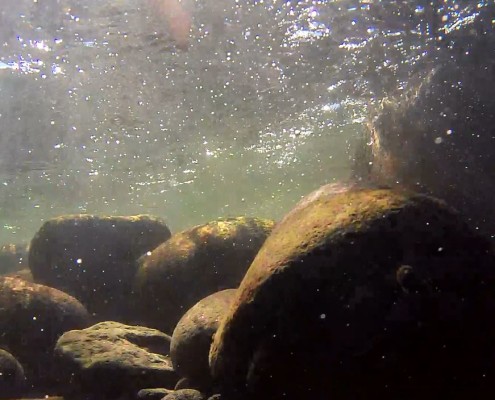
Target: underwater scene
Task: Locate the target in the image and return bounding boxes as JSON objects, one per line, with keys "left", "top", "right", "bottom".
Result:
{"left": 0, "top": 0, "right": 494, "bottom": 399}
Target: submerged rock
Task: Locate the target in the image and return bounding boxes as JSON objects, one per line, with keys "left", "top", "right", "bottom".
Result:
{"left": 135, "top": 217, "right": 274, "bottom": 333}
{"left": 163, "top": 389, "right": 206, "bottom": 400}
{"left": 28, "top": 214, "right": 171, "bottom": 321}
{"left": 171, "top": 289, "right": 236, "bottom": 388}
{"left": 0, "top": 277, "right": 90, "bottom": 391}
{"left": 209, "top": 187, "right": 495, "bottom": 400}
{"left": 137, "top": 388, "right": 174, "bottom": 400}
{"left": 0, "top": 348, "right": 25, "bottom": 398}
{"left": 54, "top": 321, "right": 178, "bottom": 397}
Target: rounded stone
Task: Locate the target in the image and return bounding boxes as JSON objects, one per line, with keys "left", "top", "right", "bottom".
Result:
{"left": 54, "top": 321, "right": 177, "bottom": 397}
{"left": 0, "top": 276, "right": 90, "bottom": 390}
{"left": 28, "top": 214, "right": 171, "bottom": 321}
{"left": 135, "top": 217, "right": 274, "bottom": 333}
{"left": 171, "top": 289, "right": 236, "bottom": 384}
{"left": 209, "top": 187, "right": 495, "bottom": 400}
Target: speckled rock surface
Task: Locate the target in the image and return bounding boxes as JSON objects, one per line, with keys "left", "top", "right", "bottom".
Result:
{"left": 28, "top": 214, "right": 171, "bottom": 321}
{"left": 0, "top": 276, "right": 90, "bottom": 392}
{"left": 171, "top": 289, "right": 236, "bottom": 386}
{"left": 210, "top": 187, "right": 495, "bottom": 400}
{"left": 54, "top": 321, "right": 178, "bottom": 397}
{"left": 135, "top": 217, "right": 274, "bottom": 333}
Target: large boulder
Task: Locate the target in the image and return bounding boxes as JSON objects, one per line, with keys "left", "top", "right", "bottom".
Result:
{"left": 209, "top": 187, "right": 495, "bottom": 400}
{"left": 135, "top": 217, "right": 274, "bottom": 333}
{"left": 171, "top": 289, "right": 236, "bottom": 388}
{"left": 54, "top": 321, "right": 178, "bottom": 398}
{"left": 28, "top": 214, "right": 171, "bottom": 321}
{"left": 0, "top": 276, "right": 90, "bottom": 392}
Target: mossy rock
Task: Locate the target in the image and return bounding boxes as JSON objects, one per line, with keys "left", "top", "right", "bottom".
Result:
{"left": 209, "top": 188, "right": 495, "bottom": 400}
{"left": 55, "top": 321, "right": 177, "bottom": 397}
{"left": 28, "top": 214, "right": 171, "bottom": 321}
{"left": 135, "top": 217, "right": 274, "bottom": 333}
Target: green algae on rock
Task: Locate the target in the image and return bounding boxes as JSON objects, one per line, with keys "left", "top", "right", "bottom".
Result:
{"left": 134, "top": 217, "right": 274, "bottom": 333}
{"left": 28, "top": 214, "right": 171, "bottom": 321}
{"left": 209, "top": 187, "right": 495, "bottom": 400}
{"left": 54, "top": 321, "right": 177, "bottom": 398}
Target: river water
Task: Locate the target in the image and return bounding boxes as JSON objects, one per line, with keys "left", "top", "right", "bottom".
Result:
{"left": 0, "top": 0, "right": 488, "bottom": 244}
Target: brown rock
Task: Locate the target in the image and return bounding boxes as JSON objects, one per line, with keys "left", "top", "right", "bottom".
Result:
{"left": 54, "top": 321, "right": 177, "bottom": 397}
{"left": 171, "top": 289, "right": 236, "bottom": 387}
{"left": 135, "top": 217, "right": 274, "bottom": 333}
{"left": 210, "top": 187, "right": 495, "bottom": 400}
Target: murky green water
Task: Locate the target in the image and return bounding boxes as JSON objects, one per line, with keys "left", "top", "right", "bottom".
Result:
{"left": 0, "top": 0, "right": 488, "bottom": 241}
{"left": 1, "top": 2, "right": 495, "bottom": 399}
